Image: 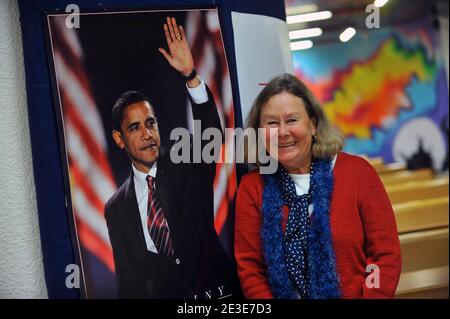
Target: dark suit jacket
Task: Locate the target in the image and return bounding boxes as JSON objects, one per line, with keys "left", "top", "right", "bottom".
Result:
{"left": 105, "top": 86, "right": 240, "bottom": 299}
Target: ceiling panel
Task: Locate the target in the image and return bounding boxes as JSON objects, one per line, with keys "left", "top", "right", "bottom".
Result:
{"left": 285, "top": 0, "right": 447, "bottom": 45}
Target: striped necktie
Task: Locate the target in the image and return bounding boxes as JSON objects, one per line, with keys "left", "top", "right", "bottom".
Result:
{"left": 146, "top": 175, "right": 174, "bottom": 256}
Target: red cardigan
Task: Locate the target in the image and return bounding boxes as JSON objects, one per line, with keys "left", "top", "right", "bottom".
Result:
{"left": 235, "top": 152, "right": 402, "bottom": 299}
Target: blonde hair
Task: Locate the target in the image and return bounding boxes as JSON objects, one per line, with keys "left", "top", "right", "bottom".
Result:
{"left": 246, "top": 73, "right": 344, "bottom": 161}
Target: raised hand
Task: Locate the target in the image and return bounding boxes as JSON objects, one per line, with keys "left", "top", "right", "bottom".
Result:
{"left": 158, "top": 17, "right": 195, "bottom": 76}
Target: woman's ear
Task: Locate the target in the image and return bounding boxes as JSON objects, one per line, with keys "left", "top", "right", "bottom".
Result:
{"left": 312, "top": 117, "right": 318, "bottom": 135}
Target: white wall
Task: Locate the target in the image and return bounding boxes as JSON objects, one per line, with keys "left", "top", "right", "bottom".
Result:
{"left": 0, "top": 0, "right": 47, "bottom": 298}
{"left": 232, "top": 11, "right": 293, "bottom": 124}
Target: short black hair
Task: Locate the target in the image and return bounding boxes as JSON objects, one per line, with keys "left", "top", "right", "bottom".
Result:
{"left": 112, "top": 90, "right": 155, "bottom": 131}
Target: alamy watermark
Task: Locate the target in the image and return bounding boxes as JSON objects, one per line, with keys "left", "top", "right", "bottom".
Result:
{"left": 365, "top": 4, "right": 381, "bottom": 29}
{"left": 65, "top": 262, "right": 382, "bottom": 291}
{"left": 65, "top": 4, "right": 80, "bottom": 29}
{"left": 65, "top": 264, "right": 80, "bottom": 289}
{"left": 63, "top": 3, "right": 381, "bottom": 33}
{"left": 170, "top": 121, "right": 278, "bottom": 174}
{"left": 365, "top": 264, "right": 380, "bottom": 289}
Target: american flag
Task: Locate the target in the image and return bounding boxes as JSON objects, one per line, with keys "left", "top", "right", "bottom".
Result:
{"left": 186, "top": 11, "right": 237, "bottom": 236}
{"left": 48, "top": 16, "right": 116, "bottom": 278}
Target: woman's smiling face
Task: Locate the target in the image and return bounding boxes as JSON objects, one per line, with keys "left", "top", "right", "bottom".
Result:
{"left": 260, "top": 91, "right": 317, "bottom": 174}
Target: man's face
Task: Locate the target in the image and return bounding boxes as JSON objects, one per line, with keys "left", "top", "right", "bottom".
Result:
{"left": 112, "top": 101, "right": 161, "bottom": 173}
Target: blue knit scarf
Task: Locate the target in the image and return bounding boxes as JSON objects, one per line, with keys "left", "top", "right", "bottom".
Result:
{"left": 261, "top": 158, "right": 341, "bottom": 299}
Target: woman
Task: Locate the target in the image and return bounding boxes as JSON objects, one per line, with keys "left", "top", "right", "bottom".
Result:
{"left": 235, "top": 73, "right": 401, "bottom": 299}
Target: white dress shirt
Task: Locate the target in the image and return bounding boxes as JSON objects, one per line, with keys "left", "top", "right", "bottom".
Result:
{"left": 132, "top": 162, "right": 159, "bottom": 252}
{"left": 132, "top": 78, "right": 208, "bottom": 252}
{"left": 186, "top": 76, "right": 208, "bottom": 104}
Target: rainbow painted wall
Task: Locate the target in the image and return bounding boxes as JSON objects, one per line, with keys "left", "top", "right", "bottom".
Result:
{"left": 293, "top": 17, "right": 448, "bottom": 171}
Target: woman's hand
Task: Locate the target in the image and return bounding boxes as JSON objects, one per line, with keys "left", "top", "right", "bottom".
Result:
{"left": 158, "top": 17, "right": 195, "bottom": 77}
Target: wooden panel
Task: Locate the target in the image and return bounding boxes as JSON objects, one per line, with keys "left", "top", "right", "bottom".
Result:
{"left": 377, "top": 162, "right": 407, "bottom": 175}
{"left": 396, "top": 267, "right": 449, "bottom": 298}
{"left": 394, "top": 197, "right": 449, "bottom": 234}
{"left": 396, "top": 228, "right": 449, "bottom": 297}
{"left": 399, "top": 228, "right": 449, "bottom": 272}
{"left": 381, "top": 168, "right": 434, "bottom": 185}
{"left": 365, "top": 156, "right": 384, "bottom": 167}
{"left": 362, "top": 156, "right": 385, "bottom": 172}
{"left": 387, "top": 178, "right": 449, "bottom": 205}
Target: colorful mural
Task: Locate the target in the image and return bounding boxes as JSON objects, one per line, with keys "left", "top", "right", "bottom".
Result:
{"left": 293, "top": 17, "right": 448, "bottom": 171}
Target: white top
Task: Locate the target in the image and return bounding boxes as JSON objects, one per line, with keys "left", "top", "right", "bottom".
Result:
{"left": 132, "top": 79, "right": 208, "bottom": 252}
{"left": 288, "top": 154, "right": 338, "bottom": 216}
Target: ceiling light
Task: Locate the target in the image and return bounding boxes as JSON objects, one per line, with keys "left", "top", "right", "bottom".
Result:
{"left": 286, "top": 4, "right": 319, "bottom": 16}
{"left": 339, "top": 27, "right": 356, "bottom": 42}
{"left": 286, "top": 11, "right": 333, "bottom": 24}
{"left": 290, "top": 40, "right": 313, "bottom": 51}
{"left": 374, "top": 0, "right": 389, "bottom": 7}
{"left": 289, "top": 28, "right": 323, "bottom": 40}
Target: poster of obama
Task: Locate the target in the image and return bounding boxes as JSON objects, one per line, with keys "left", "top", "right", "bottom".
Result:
{"left": 45, "top": 7, "right": 241, "bottom": 299}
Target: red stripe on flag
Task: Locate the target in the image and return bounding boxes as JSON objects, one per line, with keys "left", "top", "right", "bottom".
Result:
{"left": 214, "top": 165, "right": 237, "bottom": 234}
{"left": 50, "top": 18, "right": 94, "bottom": 98}
{"left": 214, "top": 192, "right": 229, "bottom": 234}
{"left": 75, "top": 215, "right": 115, "bottom": 272}
{"left": 62, "top": 91, "right": 115, "bottom": 183}
{"left": 69, "top": 159, "right": 106, "bottom": 216}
